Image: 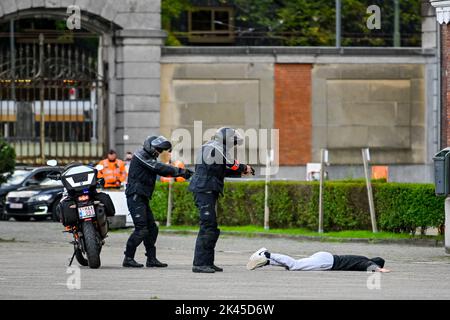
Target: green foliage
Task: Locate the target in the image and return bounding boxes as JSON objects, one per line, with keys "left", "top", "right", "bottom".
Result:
{"left": 374, "top": 183, "right": 445, "bottom": 234}
{"left": 0, "top": 139, "right": 15, "bottom": 184}
{"left": 160, "top": 225, "right": 433, "bottom": 240}
{"left": 340, "top": 0, "right": 422, "bottom": 46}
{"left": 165, "top": 33, "right": 183, "bottom": 46}
{"left": 162, "top": 0, "right": 192, "bottom": 46}
{"left": 172, "top": 182, "right": 197, "bottom": 224}
{"left": 150, "top": 183, "right": 170, "bottom": 222}
{"left": 150, "top": 180, "right": 444, "bottom": 234}
{"left": 151, "top": 182, "right": 197, "bottom": 225}
{"left": 219, "top": 181, "right": 266, "bottom": 225}
{"left": 276, "top": 0, "right": 335, "bottom": 46}
{"left": 163, "top": 0, "right": 422, "bottom": 47}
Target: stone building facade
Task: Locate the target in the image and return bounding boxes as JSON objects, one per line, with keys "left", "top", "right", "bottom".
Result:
{"left": 0, "top": 0, "right": 164, "bottom": 156}
{"left": 0, "top": 0, "right": 443, "bottom": 182}
{"left": 161, "top": 47, "right": 437, "bottom": 182}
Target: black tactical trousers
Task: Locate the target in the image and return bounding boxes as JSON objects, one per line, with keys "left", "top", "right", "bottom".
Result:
{"left": 124, "top": 194, "right": 158, "bottom": 259}
{"left": 193, "top": 192, "right": 220, "bottom": 266}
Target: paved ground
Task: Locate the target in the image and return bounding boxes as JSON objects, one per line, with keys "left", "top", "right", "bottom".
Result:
{"left": 0, "top": 220, "right": 449, "bottom": 300}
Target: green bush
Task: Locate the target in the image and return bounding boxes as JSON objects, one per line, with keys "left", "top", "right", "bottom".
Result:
{"left": 150, "top": 180, "right": 445, "bottom": 234}
{"left": 374, "top": 183, "right": 445, "bottom": 234}
{"left": 0, "top": 139, "right": 16, "bottom": 184}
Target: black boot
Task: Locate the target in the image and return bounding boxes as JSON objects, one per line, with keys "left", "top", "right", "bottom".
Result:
{"left": 122, "top": 256, "right": 144, "bottom": 268}
{"left": 211, "top": 265, "right": 223, "bottom": 272}
{"left": 146, "top": 257, "right": 168, "bottom": 268}
{"left": 192, "top": 266, "right": 215, "bottom": 273}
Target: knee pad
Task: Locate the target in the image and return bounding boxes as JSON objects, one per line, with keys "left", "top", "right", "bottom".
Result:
{"left": 148, "top": 223, "right": 159, "bottom": 241}
{"left": 138, "top": 228, "right": 150, "bottom": 238}
{"left": 201, "top": 230, "right": 219, "bottom": 249}
{"left": 148, "top": 222, "right": 158, "bottom": 232}
{"left": 201, "top": 219, "right": 218, "bottom": 230}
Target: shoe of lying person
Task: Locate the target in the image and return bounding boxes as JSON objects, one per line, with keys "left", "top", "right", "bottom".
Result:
{"left": 247, "top": 247, "right": 269, "bottom": 270}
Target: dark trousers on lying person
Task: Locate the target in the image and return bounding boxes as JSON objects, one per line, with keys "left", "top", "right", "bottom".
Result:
{"left": 331, "top": 255, "right": 385, "bottom": 271}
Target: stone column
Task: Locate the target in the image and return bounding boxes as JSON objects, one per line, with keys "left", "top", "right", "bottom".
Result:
{"left": 422, "top": 0, "right": 439, "bottom": 183}
{"left": 431, "top": 1, "right": 450, "bottom": 148}
{"left": 430, "top": 0, "right": 450, "bottom": 254}
{"left": 114, "top": 29, "right": 166, "bottom": 156}
{"left": 442, "top": 23, "right": 449, "bottom": 147}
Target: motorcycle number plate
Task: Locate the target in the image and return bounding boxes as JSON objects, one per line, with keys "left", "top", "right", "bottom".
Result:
{"left": 78, "top": 205, "right": 95, "bottom": 219}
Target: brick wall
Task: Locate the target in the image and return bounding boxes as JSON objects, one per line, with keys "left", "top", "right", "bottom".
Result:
{"left": 274, "top": 64, "right": 312, "bottom": 165}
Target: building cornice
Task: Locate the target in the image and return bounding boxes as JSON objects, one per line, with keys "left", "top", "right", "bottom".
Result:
{"left": 431, "top": 0, "right": 450, "bottom": 24}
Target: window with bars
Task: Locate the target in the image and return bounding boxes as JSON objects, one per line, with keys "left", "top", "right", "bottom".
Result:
{"left": 188, "top": 7, "right": 235, "bottom": 44}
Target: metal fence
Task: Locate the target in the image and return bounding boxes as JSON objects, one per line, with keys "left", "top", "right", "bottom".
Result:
{"left": 0, "top": 33, "right": 107, "bottom": 165}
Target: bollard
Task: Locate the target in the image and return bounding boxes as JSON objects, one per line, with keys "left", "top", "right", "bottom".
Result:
{"left": 166, "top": 179, "right": 173, "bottom": 227}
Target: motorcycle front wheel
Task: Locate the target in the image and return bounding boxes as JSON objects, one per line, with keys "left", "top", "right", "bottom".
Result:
{"left": 81, "top": 221, "right": 101, "bottom": 269}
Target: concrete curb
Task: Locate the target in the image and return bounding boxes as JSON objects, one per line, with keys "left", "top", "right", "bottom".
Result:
{"left": 159, "top": 229, "right": 444, "bottom": 247}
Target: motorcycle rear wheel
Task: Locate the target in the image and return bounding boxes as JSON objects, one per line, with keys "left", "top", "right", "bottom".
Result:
{"left": 81, "top": 221, "right": 101, "bottom": 269}
{"left": 75, "top": 248, "right": 89, "bottom": 267}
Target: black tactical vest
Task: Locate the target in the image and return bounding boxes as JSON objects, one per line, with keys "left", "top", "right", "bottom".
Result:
{"left": 188, "top": 141, "right": 231, "bottom": 194}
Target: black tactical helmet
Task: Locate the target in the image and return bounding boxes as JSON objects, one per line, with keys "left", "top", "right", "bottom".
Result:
{"left": 214, "top": 127, "right": 243, "bottom": 146}
{"left": 143, "top": 135, "right": 172, "bottom": 154}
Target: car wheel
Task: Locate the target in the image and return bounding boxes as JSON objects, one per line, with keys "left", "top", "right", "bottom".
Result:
{"left": 34, "top": 216, "right": 48, "bottom": 221}
{"left": 0, "top": 210, "right": 9, "bottom": 221}
{"left": 0, "top": 199, "right": 8, "bottom": 221}
{"left": 51, "top": 199, "right": 61, "bottom": 222}
{"left": 14, "top": 216, "right": 31, "bottom": 222}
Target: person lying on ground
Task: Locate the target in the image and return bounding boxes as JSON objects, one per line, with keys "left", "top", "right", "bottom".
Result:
{"left": 246, "top": 248, "right": 390, "bottom": 272}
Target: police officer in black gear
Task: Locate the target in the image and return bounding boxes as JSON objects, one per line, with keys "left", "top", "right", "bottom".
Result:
{"left": 123, "top": 135, "right": 193, "bottom": 268}
{"left": 189, "top": 127, "right": 254, "bottom": 273}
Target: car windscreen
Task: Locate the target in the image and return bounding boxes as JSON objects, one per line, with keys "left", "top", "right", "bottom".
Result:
{"left": 40, "top": 178, "right": 63, "bottom": 186}
{"left": 2, "top": 170, "right": 31, "bottom": 186}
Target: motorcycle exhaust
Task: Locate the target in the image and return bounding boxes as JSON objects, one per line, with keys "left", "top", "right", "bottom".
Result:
{"left": 96, "top": 204, "right": 108, "bottom": 238}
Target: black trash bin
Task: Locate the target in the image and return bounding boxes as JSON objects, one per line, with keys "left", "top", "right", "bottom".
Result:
{"left": 433, "top": 147, "right": 450, "bottom": 196}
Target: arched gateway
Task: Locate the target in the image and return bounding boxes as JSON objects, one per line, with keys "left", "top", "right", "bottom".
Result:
{"left": 0, "top": 0, "right": 164, "bottom": 164}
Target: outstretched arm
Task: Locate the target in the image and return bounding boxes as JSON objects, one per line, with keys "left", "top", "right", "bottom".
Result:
{"left": 135, "top": 152, "right": 179, "bottom": 176}
{"left": 225, "top": 160, "right": 247, "bottom": 177}
{"left": 210, "top": 144, "right": 253, "bottom": 177}
{"left": 134, "top": 152, "right": 192, "bottom": 178}
{"left": 225, "top": 159, "right": 253, "bottom": 177}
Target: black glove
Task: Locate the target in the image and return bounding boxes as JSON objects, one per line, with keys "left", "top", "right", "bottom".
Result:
{"left": 178, "top": 168, "right": 194, "bottom": 180}
{"left": 245, "top": 165, "right": 255, "bottom": 176}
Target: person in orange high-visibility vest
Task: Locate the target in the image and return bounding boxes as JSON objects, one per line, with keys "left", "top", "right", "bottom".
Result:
{"left": 97, "top": 150, "right": 128, "bottom": 189}
{"left": 160, "top": 160, "right": 186, "bottom": 183}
